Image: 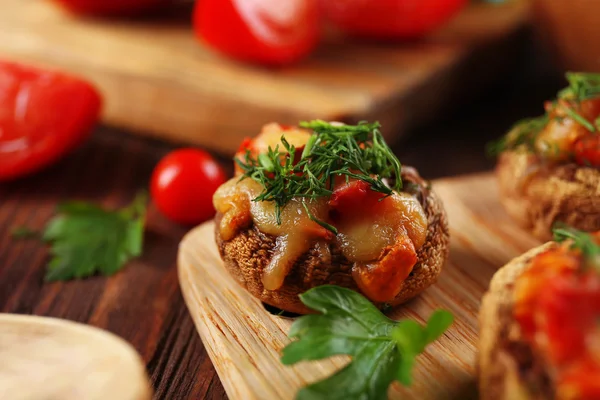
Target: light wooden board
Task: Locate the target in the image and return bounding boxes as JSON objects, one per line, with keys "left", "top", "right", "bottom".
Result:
{"left": 0, "top": 0, "right": 529, "bottom": 154}
{"left": 178, "top": 172, "right": 544, "bottom": 400}
{"left": 0, "top": 314, "right": 151, "bottom": 400}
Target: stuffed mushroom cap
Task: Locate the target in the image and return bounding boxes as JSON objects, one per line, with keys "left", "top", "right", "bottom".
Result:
{"left": 492, "top": 73, "right": 600, "bottom": 240}
{"left": 496, "top": 151, "right": 600, "bottom": 240}
{"left": 479, "top": 228, "right": 600, "bottom": 399}
{"left": 213, "top": 121, "right": 450, "bottom": 314}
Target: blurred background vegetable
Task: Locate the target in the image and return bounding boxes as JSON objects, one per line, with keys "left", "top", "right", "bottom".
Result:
{"left": 0, "top": 61, "right": 101, "bottom": 181}
{"left": 194, "top": 0, "right": 321, "bottom": 65}
{"left": 321, "top": 0, "right": 468, "bottom": 39}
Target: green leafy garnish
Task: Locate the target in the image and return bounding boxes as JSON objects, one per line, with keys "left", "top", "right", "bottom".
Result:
{"left": 564, "top": 107, "right": 596, "bottom": 132}
{"left": 280, "top": 285, "right": 454, "bottom": 400}
{"left": 553, "top": 225, "right": 600, "bottom": 271}
{"left": 235, "top": 121, "right": 402, "bottom": 231}
{"left": 558, "top": 72, "right": 600, "bottom": 101}
{"left": 488, "top": 72, "right": 600, "bottom": 156}
{"left": 16, "top": 192, "right": 148, "bottom": 281}
{"left": 486, "top": 114, "right": 549, "bottom": 156}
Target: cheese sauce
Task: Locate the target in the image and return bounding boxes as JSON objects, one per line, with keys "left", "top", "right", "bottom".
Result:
{"left": 214, "top": 178, "right": 329, "bottom": 290}
{"left": 214, "top": 177, "right": 428, "bottom": 300}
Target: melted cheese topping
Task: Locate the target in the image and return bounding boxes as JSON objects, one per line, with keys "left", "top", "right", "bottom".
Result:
{"left": 214, "top": 178, "right": 329, "bottom": 290}
{"left": 336, "top": 192, "right": 426, "bottom": 262}
{"left": 214, "top": 177, "right": 428, "bottom": 301}
{"left": 251, "top": 123, "right": 312, "bottom": 154}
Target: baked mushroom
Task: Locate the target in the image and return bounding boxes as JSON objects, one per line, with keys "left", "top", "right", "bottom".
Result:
{"left": 491, "top": 72, "right": 600, "bottom": 240}
{"left": 478, "top": 226, "right": 600, "bottom": 399}
{"left": 213, "top": 121, "right": 449, "bottom": 314}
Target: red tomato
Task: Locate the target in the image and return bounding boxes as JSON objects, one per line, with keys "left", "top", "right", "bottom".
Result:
{"left": 151, "top": 149, "right": 227, "bottom": 225}
{"left": 321, "top": 0, "right": 468, "bottom": 39}
{"left": 193, "top": 0, "right": 320, "bottom": 65}
{"left": 574, "top": 135, "right": 600, "bottom": 167}
{"left": 537, "top": 272, "right": 600, "bottom": 364}
{"left": 51, "top": 0, "right": 164, "bottom": 15}
{"left": 329, "top": 180, "right": 385, "bottom": 216}
{"left": 0, "top": 61, "right": 101, "bottom": 181}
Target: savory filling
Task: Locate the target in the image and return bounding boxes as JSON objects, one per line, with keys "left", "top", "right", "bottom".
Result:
{"left": 490, "top": 72, "right": 600, "bottom": 168}
{"left": 512, "top": 227, "right": 600, "bottom": 399}
{"left": 213, "top": 121, "right": 428, "bottom": 302}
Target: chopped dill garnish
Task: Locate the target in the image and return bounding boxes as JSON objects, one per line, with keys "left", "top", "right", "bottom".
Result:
{"left": 553, "top": 224, "right": 600, "bottom": 271}
{"left": 558, "top": 72, "right": 600, "bottom": 101}
{"left": 488, "top": 72, "right": 600, "bottom": 157}
{"left": 235, "top": 120, "right": 402, "bottom": 232}
{"left": 486, "top": 115, "right": 549, "bottom": 156}
{"left": 564, "top": 107, "right": 596, "bottom": 132}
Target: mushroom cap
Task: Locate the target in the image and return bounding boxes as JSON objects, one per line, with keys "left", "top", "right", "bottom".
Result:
{"left": 478, "top": 242, "right": 556, "bottom": 400}
{"left": 496, "top": 151, "right": 600, "bottom": 240}
{"left": 214, "top": 168, "right": 450, "bottom": 314}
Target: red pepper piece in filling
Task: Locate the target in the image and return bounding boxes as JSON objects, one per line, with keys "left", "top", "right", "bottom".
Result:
{"left": 330, "top": 179, "right": 419, "bottom": 302}
{"left": 329, "top": 180, "right": 385, "bottom": 217}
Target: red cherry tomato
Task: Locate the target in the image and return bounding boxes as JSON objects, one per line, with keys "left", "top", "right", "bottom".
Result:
{"left": 51, "top": 0, "right": 164, "bottom": 15}
{"left": 151, "top": 149, "right": 227, "bottom": 225}
{"left": 574, "top": 135, "right": 600, "bottom": 167}
{"left": 0, "top": 61, "right": 101, "bottom": 181}
{"left": 321, "top": 0, "right": 468, "bottom": 39}
{"left": 193, "top": 0, "right": 320, "bottom": 65}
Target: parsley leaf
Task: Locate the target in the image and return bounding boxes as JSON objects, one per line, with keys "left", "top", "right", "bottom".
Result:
{"left": 42, "top": 192, "right": 148, "bottom": 281}
{"left": 280, "top": 285, "right": 454, "bottom": 400}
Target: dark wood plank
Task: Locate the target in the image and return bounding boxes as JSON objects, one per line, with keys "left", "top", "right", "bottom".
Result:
{"left": 0, "top": 129, "right": 228, "bottom": 400}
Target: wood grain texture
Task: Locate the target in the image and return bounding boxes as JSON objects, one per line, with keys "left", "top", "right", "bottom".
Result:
{"left": 0, "top": 0, "right": 529, "bottom": 153}
{"left": 178, "top": 173, "right": 544, "bottom": 400}
{"left": 0, "top": 129, "right": 228, "bottom": 400}
{"left": 0, "top": 314, "right": 151, "bottom": 400}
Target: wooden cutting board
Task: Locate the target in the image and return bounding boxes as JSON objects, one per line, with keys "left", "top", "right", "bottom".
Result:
{"left": 0, "top": 314, "right": 151, "bottom": 400}
{"left": 0, "top": 0, "right": 529, "bottom": 154}
{"left": 177, "top": 172, "right": 544, "bottom": 400}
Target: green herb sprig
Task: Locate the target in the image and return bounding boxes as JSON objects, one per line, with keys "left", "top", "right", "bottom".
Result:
{"left": 553, "top": 225, "right": 600, "bottom": 271}
{"left": 488, "top": 72, "right": 600, "bottom": 156}
{"left": 558, "top": 72, "right": 600, "bottom": 101}
{"left": 486, "top": 114, "right": 549, "bottom": 156}
{"left": 13, "top": 192, "right": 147, "bottom": 281}
{"left": 280, "top": 285, "right": 454, "bottom": 400}
{"left": 235, "top": 121, "right": 402, "bottom": 231}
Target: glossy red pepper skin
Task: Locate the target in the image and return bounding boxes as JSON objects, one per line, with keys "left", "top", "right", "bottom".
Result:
{"left": 193, "top": 0, "right": 320, "bottom": 65}
{"left": 0, "top": 61, "right": 101, "bottom": 181}
{"left": 321, "top": 0, "right": 468, "bottom": 39}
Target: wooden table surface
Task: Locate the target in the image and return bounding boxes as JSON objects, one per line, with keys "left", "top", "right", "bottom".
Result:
{"left": 0, "top": 57, "right": 562, "bottom": 399}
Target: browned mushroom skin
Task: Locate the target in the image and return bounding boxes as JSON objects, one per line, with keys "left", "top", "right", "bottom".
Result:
{"left": 214, "top": 167, "right": 450, "bottom": 314}
{"left": 497, "top": 151, "right": 600, "bottom": 241}
{"left": 478, "top": 243, "right": 557, "bottom": 400}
